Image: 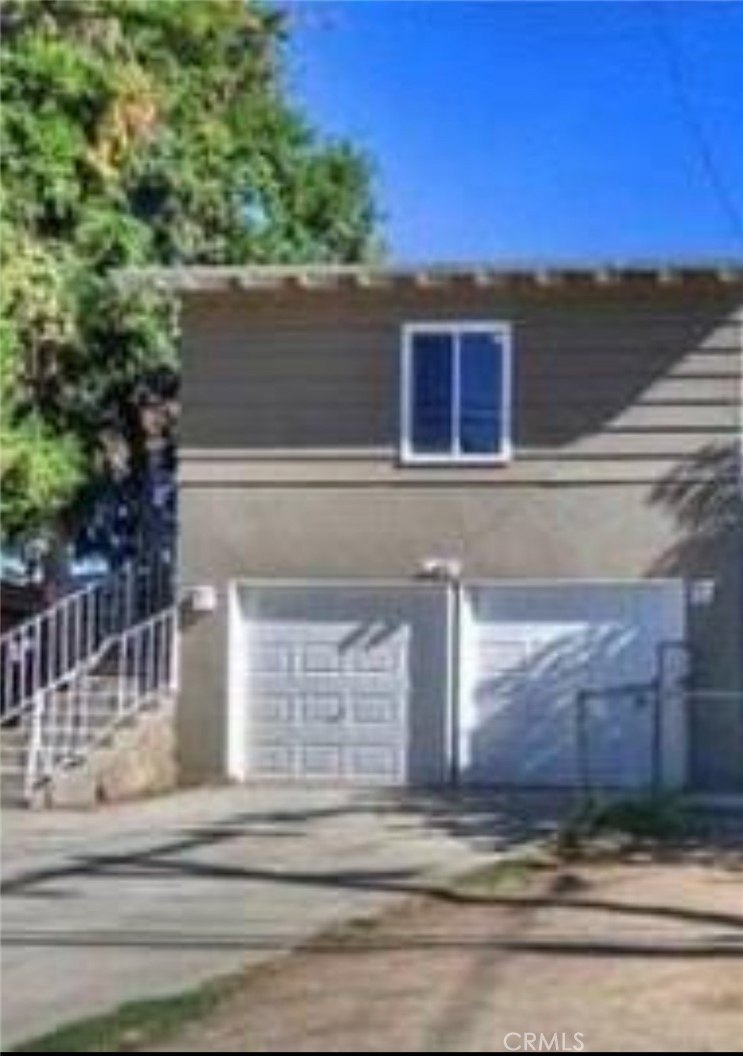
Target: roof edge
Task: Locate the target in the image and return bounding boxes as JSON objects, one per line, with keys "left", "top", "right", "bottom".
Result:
{"left": 117, "top": 259, "right": 743, "bottom": 294}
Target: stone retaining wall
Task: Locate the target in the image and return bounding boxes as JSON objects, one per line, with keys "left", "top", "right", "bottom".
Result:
{"left": 42, "top": 698, "right": 178, "bottom": 809}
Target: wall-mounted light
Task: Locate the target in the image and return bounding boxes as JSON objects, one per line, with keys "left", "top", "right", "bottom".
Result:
{"left": 417, "top": 557, "right": 463, "bottom": 582}
{"left": 689, "top": 579, "right": 716, "bottom": 607}
{"left": 186, "top": 584, "right": 219, "bottom": 614}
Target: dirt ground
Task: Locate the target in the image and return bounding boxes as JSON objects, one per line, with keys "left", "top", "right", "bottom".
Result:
{"left": 153, "top": 853, "right": 743, "bottom": 1053}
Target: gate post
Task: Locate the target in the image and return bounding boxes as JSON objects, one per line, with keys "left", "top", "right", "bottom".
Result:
{"left": 447, "top": 577, "right": 463, "bottom": 787}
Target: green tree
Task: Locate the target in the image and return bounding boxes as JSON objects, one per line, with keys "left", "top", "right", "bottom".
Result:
{"left": 1, "top": 0, "right": 379, "bottom": 560}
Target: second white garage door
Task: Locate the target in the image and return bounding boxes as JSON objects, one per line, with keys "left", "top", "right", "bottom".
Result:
{"left": 460, "top": 582, "right": 686, "bottom": 788}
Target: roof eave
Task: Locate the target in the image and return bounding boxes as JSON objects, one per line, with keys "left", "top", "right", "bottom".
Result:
{"left": 116, "top": 260, "right": 743, "bottom": 294}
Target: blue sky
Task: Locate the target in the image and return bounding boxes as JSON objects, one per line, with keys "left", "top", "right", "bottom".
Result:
{"left": 283, "top": 0, "right": 743, "bottom": 262}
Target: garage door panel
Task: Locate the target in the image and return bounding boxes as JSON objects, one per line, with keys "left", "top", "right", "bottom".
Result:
{"left": 349, "top": 693, "right": 403, "bottom": 724}
{"left": 249, "top": 738, "right": 405, "bottom": 781}
{"left": 251, "top": 643, "right": 293, "bottom": 676}
{"left": 250, "top": 694, "right": 405, "bottom": 732}
{"left": 251, "top": 673, "right": 407, "bottom": 692}
{"left": 477, "top": 639, "right": 529, "bottom": 674}
{"left": 250, "top": 622, "right": 408, "bottom": 677}
{"left": 250, "top": 744, "right": 294, "bottom": 777}
{"left": 351, "top": 642, "right": 407, "bottom": 675}
{"left": 301, "top": 643, "right": 345, "bottom": 675}
{"left": 252, "top": 695, "right": 294, "bottom": 723}
{"left": 299, "top": 693, "right": 345, "bottom": 724}
{"left": 348, "top": 746, "right": 403, "bottom": 780}
{"left": 300, "top": 744, "right": 344, "bottom": 777}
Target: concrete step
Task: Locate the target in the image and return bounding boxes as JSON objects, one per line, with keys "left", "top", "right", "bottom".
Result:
{"left": 1, "top": 731, "right": 26, "bottom": 749}
{"left": 46, "top": 688, "right": 139, "bottom": 705}
{"left": 8, "top": 702, "right": 157, "bottom": 742}
{"left": 1, "top": 751, "right": 25, "bottom": 766}
{"left": 1, "top": 731, "right": 28, "bottom": 766}
{"left": 1, "top": 726, "right": 27, "bottom": 749}
{"left": 0, "top": 715, "right": 130, "bottom": 775}
{"left": 1, "top": 788, "right": 28, "bottom": 808}
{"left": 1, "top": 723, "right": 28, "bottom": 745}
{"left": 2, "top": 687, "right": 173, "bottom": 809}
{"left": 42, "top": 702, "right": 127, "bottom": 716}
{"left": 1, "top": 760, "right": 25, "bottom": 777}
{"left": 1, "top": 765, "right": 27, "bottom": 805}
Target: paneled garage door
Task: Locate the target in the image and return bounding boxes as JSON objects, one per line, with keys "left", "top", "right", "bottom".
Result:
{"left": 230, "top": 579, "right": 686, "bottom": 789}
{"left": 232, "top": 583, "right": 449, "bottom": 785}
{"left": 460, "top": 582, "right": 686, "bottom": 788}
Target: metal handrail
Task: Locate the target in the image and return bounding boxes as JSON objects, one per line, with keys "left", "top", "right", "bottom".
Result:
{"left": 2, "top": 634, "right": 116, "bottom": 729}
{"left": 23, "top": 605, "right": 178, "bottom": 798}
{"left": 1, "top": 554, "right": 173, "bottom": 719}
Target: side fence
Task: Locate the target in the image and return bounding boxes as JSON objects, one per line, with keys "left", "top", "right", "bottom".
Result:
{"left": 577, "top": 685, "right": 743, "bottom": 798}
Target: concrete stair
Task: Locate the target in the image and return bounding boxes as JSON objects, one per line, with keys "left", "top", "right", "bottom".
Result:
{"left": 1, "top": 726, "right": 29, "bottom": 806}
{"left": 1, "top": 676, "right": 143, "bottom": 806}
{"left": 1, "top": 596, "right": 175, "bottom": 808}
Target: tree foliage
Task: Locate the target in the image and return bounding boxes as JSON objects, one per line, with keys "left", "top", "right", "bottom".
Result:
{"left": 1, "top": 0, "right": 379, "bottom": 557}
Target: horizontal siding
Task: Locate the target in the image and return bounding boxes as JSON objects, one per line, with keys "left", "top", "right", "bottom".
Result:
{"left": 184, "top": 350, "right": 740, "bottom": 388}
{"left": 190, "top": 372, "right": 738, "bottom": 402}
{"left": 185, "top": 284, "right": 742, "bottom": 328}
{"left": 181, "top": 286, "right": 742, "bottom": 484}
{"left": 184, "top": 326, "right": 741, "bottom": 371}
{"left": 182, "top": 414, "right": 735, "bottom": 451}
{"left": 184, "top": 322, "right": 743, "bottom": 355}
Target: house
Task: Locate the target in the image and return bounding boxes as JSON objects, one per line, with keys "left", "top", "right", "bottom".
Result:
{"left": 163, "top": 262, "right": 742, "bottom": 794}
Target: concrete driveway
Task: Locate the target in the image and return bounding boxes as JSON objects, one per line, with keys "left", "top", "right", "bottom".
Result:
{"left": 1, "top": 786, "right": 557, "bottom": 1048}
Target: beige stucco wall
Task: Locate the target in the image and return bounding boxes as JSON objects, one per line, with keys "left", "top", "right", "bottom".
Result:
{"left": 176, "top": 280, "right": 743, "bottom": 786}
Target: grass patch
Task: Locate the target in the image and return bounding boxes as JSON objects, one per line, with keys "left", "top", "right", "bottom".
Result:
{"left": 9, "top": 974, "right": 243, "bottom": 1053}
{"left": 444, "top": 850, "right": 554, "bottom": 900}
{"left": 554, "top": 794, "right": 691, "bottom": 858}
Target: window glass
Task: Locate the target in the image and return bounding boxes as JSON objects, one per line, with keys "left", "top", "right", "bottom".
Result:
{"left": 459, "top": 331, "right": 503, "bottom": 454}
{"left": 410, "top": 332, "right": 454, "bottom": 453}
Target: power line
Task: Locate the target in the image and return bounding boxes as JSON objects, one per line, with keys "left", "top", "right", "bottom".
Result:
{"left": 648, "top": 0, "right": 743, "bottom": 249}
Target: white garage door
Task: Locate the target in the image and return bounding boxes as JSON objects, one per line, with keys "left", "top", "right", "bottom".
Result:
{"left": 460, "top": 582, "right": 686, "bottom": 788}
{"left": 232, "top": 583, "right": 449, "bottom": 785}
{"left": 247, "top": 620, "right": 409, "bottom": 782}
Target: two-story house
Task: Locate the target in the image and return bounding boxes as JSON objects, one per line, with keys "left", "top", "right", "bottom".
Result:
{"left": 157, "top": 262, "right": 742, "bottom": 793}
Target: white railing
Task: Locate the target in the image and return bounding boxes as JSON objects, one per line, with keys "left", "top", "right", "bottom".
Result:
{"left": 1, "top": 553, "right": 173, "bottom": 722}
{"left": 23, "top": 605, "right": 178, "bottom": 798}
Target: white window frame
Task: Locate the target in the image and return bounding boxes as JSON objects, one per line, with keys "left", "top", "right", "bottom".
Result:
{"left": 400, "top": 321, "right": 513, "bottom": 465}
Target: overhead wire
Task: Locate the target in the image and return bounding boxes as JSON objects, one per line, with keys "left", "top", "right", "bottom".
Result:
{"left": 648, "top": 0, "right": 743, "bottom": 250}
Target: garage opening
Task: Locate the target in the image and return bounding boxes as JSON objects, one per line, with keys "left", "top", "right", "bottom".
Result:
{"left": 229, "top": 579, "right": 687, "bottom": 790}
{"left": 229, "top": 582, "right": 451, "bottom": 786}
{"left": 459, "top": 582, "right": 687, "bottom": 789}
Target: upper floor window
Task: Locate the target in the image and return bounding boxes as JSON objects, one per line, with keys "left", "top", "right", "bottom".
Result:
{"left": 401, "top": 322, "right": 513, "bottom": 463}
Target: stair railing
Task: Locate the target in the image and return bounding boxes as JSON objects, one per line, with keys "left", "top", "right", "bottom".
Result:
{"left": 1, "top": 552, "right": 173, "bottom": 724}
{"left": 23, "top": 605, "right": 178, "bottom": 799}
